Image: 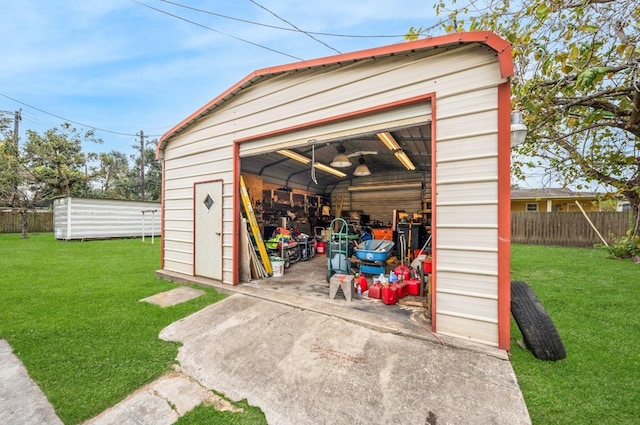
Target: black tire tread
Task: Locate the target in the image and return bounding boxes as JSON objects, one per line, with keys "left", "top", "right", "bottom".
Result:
{"left": 511, "top": 280, "right": 566, "bottom": 361}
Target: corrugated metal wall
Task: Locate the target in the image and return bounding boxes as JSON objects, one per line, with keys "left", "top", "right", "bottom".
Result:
{"left": 432, "top": 63, "right": 504, "bottom": 346}
{"left": 330, "top": 174, "right": 428, "bottom": 225}
{"left": 53, "top": 197, "right": 160, "bottom": 240}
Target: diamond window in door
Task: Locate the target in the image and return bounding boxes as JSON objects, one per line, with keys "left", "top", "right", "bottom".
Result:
{"left": 203, "top": 194, "right": 214, "bottom": 210}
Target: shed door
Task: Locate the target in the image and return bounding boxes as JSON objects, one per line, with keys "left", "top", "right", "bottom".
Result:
{"left": 194, "top": 180, "right": 223, "bottom": 280}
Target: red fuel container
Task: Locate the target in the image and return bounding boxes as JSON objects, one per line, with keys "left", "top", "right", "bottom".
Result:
{"left": 406, "top": 278, "right": 421, "bottom": 296}
{"left": 382, "top": 285, "right": 398, "bottom": 305}
{"left": 368, "top": 282, "right": 382, "bottom": 299}
{"left": 393, "top": 264, "right": 410, "bottom": 281}
{"left": 357, "top": 274, "right": 369, "bottom": 292}
{"left": 394, "top": 281, "right": 408, "bottom": 299}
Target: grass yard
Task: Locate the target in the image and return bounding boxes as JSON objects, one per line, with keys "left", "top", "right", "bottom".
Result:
{"left": 1, "top": 233, "right": 638, "bottom": 424}
{"left": 0, "top": 233, "right": 265, "bottom": 425}
{"left": 510, "top": 244, "right": 640, "bottom": 424}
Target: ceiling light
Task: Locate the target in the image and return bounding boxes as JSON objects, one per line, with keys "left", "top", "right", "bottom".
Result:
{"left": 353, "top": 157, "right": 371, "bottom": 177}
{"left": 314, "top": 162, "right": 347, "bottom": 178}
{"left": 376, "top": 132, "right": 400, "bottom": 151}
{"left": 277, "top": 149, "right": 310, "bottom": 164}
{"left": 330, "top": 145, "right": 352, "bottom": 168}
{"left": 377, "top": 132, "right": 416, "bottom": 171}
{"left": 394, "top": 150, "right": 416, "bottom": 171}
{"left": 510, "top": 112, "right": 528, "bottom": 147}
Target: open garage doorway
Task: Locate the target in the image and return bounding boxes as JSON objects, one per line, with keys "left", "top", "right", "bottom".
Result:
{"left": 236, "top": 122, "right": 434, "bottom": 325}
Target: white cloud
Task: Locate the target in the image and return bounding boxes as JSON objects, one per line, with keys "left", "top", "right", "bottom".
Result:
{"left": 0, "top": 0, "right": 440, "bottom": 153}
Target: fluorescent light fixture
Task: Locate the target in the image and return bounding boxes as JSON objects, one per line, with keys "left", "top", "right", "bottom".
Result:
{"left": 376, "top": 132, "right": 400, "bottom": 151}
{"left": 277, "top": 149, "right": 345, "bottom": 177}
{"left": 394, "top": 150, "right": 416, "bottom": 171}
{"left": 277, "top": 149, "right": 310, "bottom": 164}
{"left": 510, "top": 112, "right": 528, "bottom": 147}
{"left": 377, "top": 131, "right": 416, "bottom": 171}
{"left": 314, "top": 162, "right": 347, "bottom": 178}
{"left": 353, "top": 157, "right": 371, "bottom": 176}
{"left": 330, "top": 145, "right": 352, "bottom": 168}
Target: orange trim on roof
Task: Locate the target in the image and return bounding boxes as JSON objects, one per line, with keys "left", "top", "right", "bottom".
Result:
{"left": 156, "top": 31, "right": 512, "bottom": 157}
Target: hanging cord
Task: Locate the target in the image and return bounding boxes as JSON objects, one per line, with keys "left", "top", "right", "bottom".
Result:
{"left": 311, "top": 144, "right": 318, "bottom": 184}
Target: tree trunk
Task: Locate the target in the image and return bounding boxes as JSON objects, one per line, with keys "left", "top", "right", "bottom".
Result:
{"left": 624, "top": 191, "right": 640, "bottom": 238}
{"left": 20, "top": 207, "right": 29, "bottom": 239}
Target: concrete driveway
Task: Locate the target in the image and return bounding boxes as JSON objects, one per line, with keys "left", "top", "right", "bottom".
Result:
{"left": 157, "top": 293, "right": 530, "bottom": 424}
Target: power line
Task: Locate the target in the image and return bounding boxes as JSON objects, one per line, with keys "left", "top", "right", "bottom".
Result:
{"left": 0, "top": 92, "right": 161, "bottom": 138}
{"left": 158, "top": 0, "right": 481, "bottom": 41}
{"left": 247, "top": 0, "right": 341, "bottom": 54}
{"left": 158, "top": 0, "right": 410, "bottom": 39}
{"left": 129, "top": 0, "right": 303, "bottom": 61}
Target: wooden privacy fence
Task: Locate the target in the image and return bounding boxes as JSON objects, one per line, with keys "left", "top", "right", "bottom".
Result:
{"left": 0, "top": 210, "right": 633, "bottom": 247}
{"left": 511, "top": 211, "right": 633, "bottom": 247}
{"left": 0, "top": 211, "right": 53, "bottom": 233}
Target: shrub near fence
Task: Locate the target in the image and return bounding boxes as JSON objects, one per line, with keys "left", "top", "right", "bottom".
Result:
{"left": 511, "top": 211, "right": 633, "bottom": 247}
{"left": 0, "top": 211, "right": 53, "bottom": 233}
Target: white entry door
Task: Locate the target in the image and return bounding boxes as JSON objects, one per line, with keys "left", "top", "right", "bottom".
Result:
{"left": 194, "top": 180, "right": 223, "bottom": 280}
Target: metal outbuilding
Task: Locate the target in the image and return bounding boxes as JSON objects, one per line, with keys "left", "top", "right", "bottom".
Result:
{"left": 156, "top": 31, "right": 514, "bottom": 349}
{"left": 53, "top": 197, "right": 160, "bottom": 241}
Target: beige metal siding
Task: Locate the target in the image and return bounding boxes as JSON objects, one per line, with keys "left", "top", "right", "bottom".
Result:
{"left": 162, "top": 40, "right": 507, "bottom": 350}
{"left": 434, "top": 62, "right": 502, "bottom": 345}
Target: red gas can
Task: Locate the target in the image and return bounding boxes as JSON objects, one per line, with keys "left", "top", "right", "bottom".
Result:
{"left": 317, "top": 241, "right": 326, "bottom": 255}
{"left": 368, "top": 282, "right": 382, "bottom": 299}
{"left": 394, "top": 281, "right": 408, "bottom": 299}
{"left": 382, "top": 284, "right": 398, "bottom": 305}
{"left": 357, "top": 274, "right": 369, "bottom": 292}
{"left": 406, "top": 278, "right": 421, "bottom": 296}
{"left": 393, "top": 264, "right": 411, "bottom": 281}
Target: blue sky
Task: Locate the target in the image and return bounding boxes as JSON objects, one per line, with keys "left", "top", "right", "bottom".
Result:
{"left": 0, "top": 0, "right": 439, "bottom": 155}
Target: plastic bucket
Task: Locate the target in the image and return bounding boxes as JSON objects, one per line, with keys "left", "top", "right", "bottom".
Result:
{"left": 423, "top": 259, "right": 432, "bottom": 273}
{"left": 317, "top": 241, "right": 326, "bottom": 255}
{"left": 270, "top": 257, "right": 285, "bottom": 277}
{"left": 414, "top": 248, "right": 432, "bottom": 258}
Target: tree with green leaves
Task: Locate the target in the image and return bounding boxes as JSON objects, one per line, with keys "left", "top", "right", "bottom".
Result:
{"left": 0, "top": 122, "right": 103, "bottom": 237}
{"left": 24, "top": 123, "right": 102, "bottom": 199}
{"left": 87, "top": 150, "right": 132, "bottom": 199}
{"left": 408, "top": 0, "right": 639, "bottom": 236}
{"left": 0, "top": 114, "right": 42, "bottom": 238}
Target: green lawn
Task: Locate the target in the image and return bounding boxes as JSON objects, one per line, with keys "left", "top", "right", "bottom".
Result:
{"left": 510, "top": 244, "right": 640, "bottom": 424}
{"left": 0, "top": 233, "right": 265, "bottom": 424}
{"left": 1, "top": 234, "right": 638, "bottom": 424}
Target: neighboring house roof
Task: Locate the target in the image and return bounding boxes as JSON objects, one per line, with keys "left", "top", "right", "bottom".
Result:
{"left": 511, "top": 188, "right": 599, "bottom": 200}
{"left": 157, "top": 31, "right": 513, "bottom": 155}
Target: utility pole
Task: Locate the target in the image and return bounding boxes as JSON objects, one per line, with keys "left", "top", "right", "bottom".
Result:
{"left": 13, "top": 109, "right": 21, "bottom": 151}
{"left": 137, "top": 130, "right": 148, "bottom": 200}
